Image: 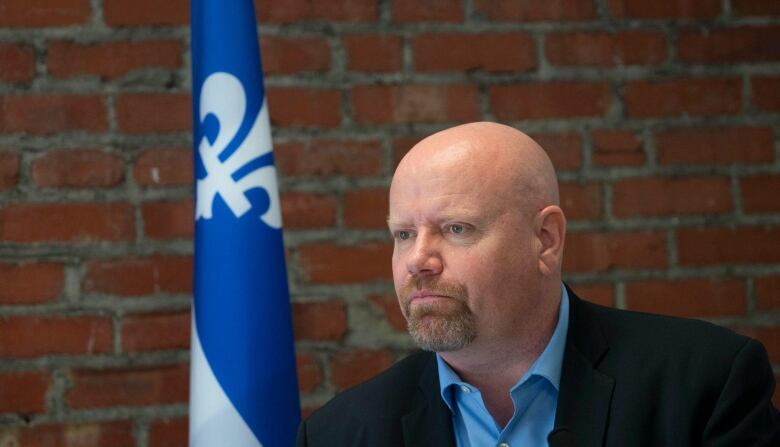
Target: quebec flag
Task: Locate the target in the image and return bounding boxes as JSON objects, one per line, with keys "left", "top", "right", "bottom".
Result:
{"left": 189, "top": 1, "right": 300, "bottom": 446}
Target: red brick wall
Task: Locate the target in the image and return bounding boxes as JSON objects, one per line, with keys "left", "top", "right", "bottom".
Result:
{"left": 1, "top": 0, "right": 778, "bottom": 444}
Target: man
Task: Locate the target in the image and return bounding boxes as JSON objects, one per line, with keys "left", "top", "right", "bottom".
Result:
{"left": 296, "top": 122, "right": 779, "bottom": 446}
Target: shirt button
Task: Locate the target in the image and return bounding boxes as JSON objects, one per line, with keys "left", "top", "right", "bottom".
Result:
{"left": 499, "top": 443, "right": 510, "bottom": 447}
{"left": 460, "top": 385, "right": 470, "bottom": 393}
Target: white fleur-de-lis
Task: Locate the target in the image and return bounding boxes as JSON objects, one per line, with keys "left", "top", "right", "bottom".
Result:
{"left": 195, "top": 72, "right": 282, "bottom": 229}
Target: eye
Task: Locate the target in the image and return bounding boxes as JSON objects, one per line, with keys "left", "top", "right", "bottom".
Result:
{"left": 449, "top": 224, "right": 464, "bottom": 234}
{"left": 397, "top": 230, "right": 411, "bottom": 240}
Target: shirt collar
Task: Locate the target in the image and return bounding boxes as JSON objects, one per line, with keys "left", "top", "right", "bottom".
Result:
{"left": 436, "top": 283, "right": 570, "bottom": 408}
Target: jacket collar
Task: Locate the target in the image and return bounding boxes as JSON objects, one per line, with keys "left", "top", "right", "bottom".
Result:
{"left": 401, "top": 353, "right": 456, "bottom": 446}
{"left": 400, "top": 286, "right": 616, "bottom": 447}
{"left": 553, "top": 286, "right": 615, "bottom": 446}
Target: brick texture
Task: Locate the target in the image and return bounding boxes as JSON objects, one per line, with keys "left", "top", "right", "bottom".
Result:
{"left": 546, "top": 31, "right": 666, "bottom": 67}
{"left": 32, "top": 149, "right": 124, "bottom": 188}
{"left": 48, "top": 40, "right": 182, "bottom": 79}
{"left": 1, "top": 0, "right": 779, "bottom": 428}
{"left": 0, "top": 371, "right": 49, "bottom": 413}
{"left": 490, "top": 81, "right": 611, "bottom": 119}
{"left": 0, "top": 43, "right": 35, "bottom": 82}
{"left": 414, "top": 33, "right": 535, "bottom": 72}
{"left": 0, "top": 262, "right": 64, "bottom": 305}
{"left": 67, "top": 364, "right": 189, "bottom": 408}
{"left": 0, "top": 95, "right": 107, "bottom": 134}
{"left": 0, "top": 202, "right": 134, "bottom": 242}
{"left": 0, "top": 316, "right": 112, "bottom": 357}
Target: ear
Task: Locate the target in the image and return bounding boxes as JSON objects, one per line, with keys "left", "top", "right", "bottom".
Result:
{"left": 535, "top": 205, "right": 566, "bottom": 276}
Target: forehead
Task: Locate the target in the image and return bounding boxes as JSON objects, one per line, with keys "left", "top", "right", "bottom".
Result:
{"left": 389, "top": 141, "right": 511, "bottom": 222}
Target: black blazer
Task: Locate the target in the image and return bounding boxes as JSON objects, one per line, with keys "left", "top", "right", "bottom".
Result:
{"left": 297, "top": 290, "right": 779, "bottom": 446}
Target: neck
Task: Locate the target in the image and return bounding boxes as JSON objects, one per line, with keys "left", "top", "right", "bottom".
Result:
{"left": 438, "top": 287, "right": 561, "bottom": 427}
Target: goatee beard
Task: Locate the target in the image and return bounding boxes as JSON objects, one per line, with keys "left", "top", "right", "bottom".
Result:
{"left": 399, "top": 278, "right": 476, "bottom": 352}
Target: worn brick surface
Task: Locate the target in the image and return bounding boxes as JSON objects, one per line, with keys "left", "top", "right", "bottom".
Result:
{"left": 1, "top": 0, "right": 779, "bottom": 434}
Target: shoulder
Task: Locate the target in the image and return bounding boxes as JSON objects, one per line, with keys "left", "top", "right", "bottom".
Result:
{"left": 569, "top": 292, "right": 770, "bottom": 390}
{"left": 577, "top": 296, "right": 750, "bottom": 358}
{"left": 299, "top": 351, "right": 434, "bottom": 442}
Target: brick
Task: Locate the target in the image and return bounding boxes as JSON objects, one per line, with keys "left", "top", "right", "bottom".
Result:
{"left": 0, "top": 151, "right": 20, "bottom": 191}
{"left": 267, "top": 88, "right": 341, "bottom": 128}
{"left": 2, "top": 421, "right": 134, "bottom": 447}
{"left": 0, "top": 0, "right": 90, "bottom": 27}
{"left": 752, "top": 76, "right": 780, "bottom": 112}
{"left": 68, "top": 364, "right": 189, "bottom": 408}
{"left": 546, "top": 31, "right": 666, "bottom": 67}
{"left": 559, "top": 182, "right": 601, "bottom": 220}
{"left": 48, "top": 40, "right": 181, "bottom": 79}
{"left": 741, "top": 175, "right": 780, "bottom": 214}
{"left": 257, "top": 0, "right": 377, "bottom": 23}
{"left": 677, "top": 226, "right": 780, "bottom": 265}
{"left": 149, "top": 418, "right": 187, "bottom": 447}
{"left": 344, "top": 34, "right": 402, "bottom": 72}
{"left": 352, "top": 84, "right": 479, "bottom": 124}
{"left": 0, "top": 43, "right": 35, "bottom": 82}
{"left": 344, "top": 188, "right": 389, "bottom": 229}
{"left": 368, "top": 294, "right": 406, "bottom": 332}
{"left": 732, "top": 0, "right": 780, "bottom": 16}
{"left": 474, "top": 0, "right": 596, "bottom": 21}
{"left": 608, "top": 0, "right": 720, "bottom": 18}
{"left": 624, "top": 78, "right": 741, "bottom": 117}
{"left": 116, "top": 93, "right": 191, "bottom": 133}
{"left": 655, "top": 127, "right": 774, "bottom": 165}
{"left": 260, "top": 36, "right": 330, "bottom": 74}
{"left": 570, "top": 284, "right": 615, "bottom": 307}
{"left": 564, "top": 231, "right": 667, "bottom": 273}
{"left": 299, "top": 242, "right": 393, "bottom": 284}
{"left": 414, "top": 32, "right": 535, "bottom": 72}
{"left": 330, "top": 349, "right": 393, "bottom": 390}
{"left": 591, "top": 130, "right": 645, "bottom": 166}
{"left": 625, "top": 278, "right": 746, "bottom": 318}
{"left": 0, "top": 95, "right": 107, "bottom": 134}
{"left": 122, "top": 310, "right": 190, "bottom": 352}
{"left": 275, "top": 139, "right": 382, "bottom": 178}
{"left": 142, "top": 200, "right": 193, "bottom": 240}
{"left": 134, "top": 146, "right": 193, "bottom": 186}
{"left": 0, "top": 202, "right": 134, "bottom": 243}
{"left": 32, "top": 149, "right": 124, "bottom": 188}
{"left": 292, "top": 300, "right": 347, "bottom": 341}
{"left": 734, "top": 327, "right": 780, "bottom": 363}
{"left": 104, "top": 0, "right": 188, "bottom": 26}
{"left": 0, "top": 262, "right": 64, "bottom": 305}
{"left": 393, "top": 0, "right": 463, "bottom": 22}
{"left": 0, "top": 371, "right": 49, "bottom": 413}
{"left": 84, "top": 256, "right": 192, "bottom": 296}
{"left": 281, "top": 191, "right": 337, "bottom": 229}
{"left": 756, "top": 276, "right": 780, "bottom": 311}
{"left": 678, "top": 26, "right": 780, "bottom": 64}
{"left": 491, "top": 81, "right": 611, "bottom": 119}
{"left": 393, "top": 135, "right": 425, "bottom": 167}
{"left": 613, "top": 176, "right": 732, "bottom": 217}
{"left": 530, "top": 133, "right": 583, "bottom": 170}
{"left": 0, "top": 315, "right": 112, "bottom": 357}
{"left": 296, "top": 353, "right": 323, "bottom": 393}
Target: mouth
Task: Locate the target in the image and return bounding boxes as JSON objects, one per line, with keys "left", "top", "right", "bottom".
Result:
{"left": 408, "top": 292, "right": 453, "bottom": 305}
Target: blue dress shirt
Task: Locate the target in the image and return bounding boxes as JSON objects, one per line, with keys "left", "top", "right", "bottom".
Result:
{"left": 436, "top": 284, "right": 570, "bottom": 447}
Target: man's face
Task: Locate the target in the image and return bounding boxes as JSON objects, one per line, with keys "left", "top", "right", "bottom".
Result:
{"left": 388, "top": 142, "right": 541, "bottom": 352}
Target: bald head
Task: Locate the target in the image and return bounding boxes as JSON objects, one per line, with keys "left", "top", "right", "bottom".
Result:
{"left": 388, "top": 122, "right": 568, "bottom": 357}
{"left": 394, "top": 122, "right": 559, "bottom": 215}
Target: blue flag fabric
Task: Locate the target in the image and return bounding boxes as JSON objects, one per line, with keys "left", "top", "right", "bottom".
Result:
{"left": 189, "top": 1, "right": 300, "bottom": 446}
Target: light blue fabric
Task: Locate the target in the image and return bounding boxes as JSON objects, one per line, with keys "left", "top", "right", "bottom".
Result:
{"left": 436, "top": 284, "right": 570, "bottom": 447}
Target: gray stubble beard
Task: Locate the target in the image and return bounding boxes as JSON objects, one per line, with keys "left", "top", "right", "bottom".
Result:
{"left": 401, "top": 281, "right": 477, "bottom": 352}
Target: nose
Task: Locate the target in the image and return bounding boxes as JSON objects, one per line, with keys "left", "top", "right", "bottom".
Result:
{"left": 406, "top": 231, "right": 443, "bottom": 277}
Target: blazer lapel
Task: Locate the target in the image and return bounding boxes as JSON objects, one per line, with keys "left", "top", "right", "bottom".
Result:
{"left": 554, "top": 290, "right": 615, "bottom": 446}
{"left": 401, "top": 354, "right": 456, "bottom": 447}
